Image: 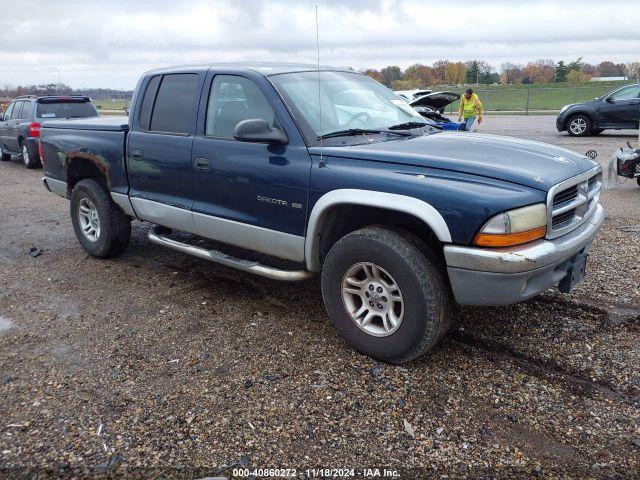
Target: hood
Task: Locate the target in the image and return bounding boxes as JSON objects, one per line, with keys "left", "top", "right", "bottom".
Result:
{"left": 395, "top": 89, "right": 432, "bottom": 101}
{"left": 410, "top": 91, "right": 460, "bottom": 110}
{"left": 314, "top": 132, "right": 598, "bottom": 191}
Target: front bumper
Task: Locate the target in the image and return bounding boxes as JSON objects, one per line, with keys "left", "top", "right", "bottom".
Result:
{"left": 444, "top": 203, "right": 604, "bottom": 306}
{"left": 555, "top": 115, "right": 565, "bottom": 132}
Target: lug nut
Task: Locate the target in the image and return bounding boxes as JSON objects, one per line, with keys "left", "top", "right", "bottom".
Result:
{"left": 376, "top": 287, "right": 383, "bottom": 293}
{"left": 381, "top": 296, "right": 387, "bottom": 302}
{"left": 377, "top": 303, "right": 383, "bottom": 309}
{"left": 369, "top": 285, "right": 374, "bottom": 291}
{"left": 369, "top": 301, "right": 374, "bottom": 307}
{"left": 365, "top": 291, "right": 370, "bottom": 298}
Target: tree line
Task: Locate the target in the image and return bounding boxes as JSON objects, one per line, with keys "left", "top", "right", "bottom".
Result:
{"left": 363, "top": 58, "right": 640, "bottom": 89}
{"left": 0, "top": 83, "right": 133, "bottom": 100}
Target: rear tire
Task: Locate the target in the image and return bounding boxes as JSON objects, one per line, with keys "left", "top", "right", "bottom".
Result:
{"left": 22, "top": 142, "right": 40, "bottom": 169}
{"left": 70, "top": 179, "right": 131, "bottom": 258}
{"left": 567, "top": 114, "right": 592, "bottom": 136}
{"left": 321, "top": 227, "right": 452, "bottom": 364}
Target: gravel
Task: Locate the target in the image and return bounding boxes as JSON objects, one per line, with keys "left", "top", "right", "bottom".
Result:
{"left": 0, "top": 116, "right": 639, "bottom": 477}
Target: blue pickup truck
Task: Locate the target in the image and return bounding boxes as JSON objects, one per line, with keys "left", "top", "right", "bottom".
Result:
{"left": 40, "top": 63, "right": 603, "bottom": 363}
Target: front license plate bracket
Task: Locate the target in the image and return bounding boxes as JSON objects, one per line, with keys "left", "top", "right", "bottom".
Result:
{"left": 558, "top": 249, "right": 588, "bottom": 293}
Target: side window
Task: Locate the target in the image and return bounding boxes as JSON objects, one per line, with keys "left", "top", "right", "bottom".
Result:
{"left": 10, "top": 101, "right": 24, "bottom": 120}
{"left": 206, "top": 75, "right": 276, "bottom": 138}
{"left": 149, "top": 74, "right": 199, "bottom": 134}
{"left": 4, "top": 102, "right": 15, "bottom": 120}
{"left": 138, "top": 75, "right": 161, "bottom": 130}
{"left": 610, "top": 86, "right": 640, "bottom": 101}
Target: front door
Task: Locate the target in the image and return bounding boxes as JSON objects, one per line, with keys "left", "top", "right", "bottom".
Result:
{"left": 127, "top": 72, "right": 204, "bottom": 230}
{"left": 0, "top": 102, "right": 16, "bottom": 152}
{"left": 190, "top": 72, "right": 311, "bottom": 262}
{"left": 599, "top": 84, "right": 640, "bottom": 128}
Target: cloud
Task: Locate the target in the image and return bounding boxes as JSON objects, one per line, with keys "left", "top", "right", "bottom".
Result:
{"left": 0, "top": 0, "right": 638, "bottom": 88}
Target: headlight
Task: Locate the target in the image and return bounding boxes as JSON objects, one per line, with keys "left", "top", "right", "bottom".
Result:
{"left": 559, "top": 105, "right": 570, "bottom": 114}
{"left": 474, "top": 203, "right": 547, "bottom": 247}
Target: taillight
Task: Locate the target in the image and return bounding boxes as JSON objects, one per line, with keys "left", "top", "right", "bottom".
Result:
{"left": 28, "top": 122, "right": 41, "bottom": 137}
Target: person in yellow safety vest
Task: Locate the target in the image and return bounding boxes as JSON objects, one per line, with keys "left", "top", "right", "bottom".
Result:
{"left": 458, "top": 88, "right": 483, "bottom": 131}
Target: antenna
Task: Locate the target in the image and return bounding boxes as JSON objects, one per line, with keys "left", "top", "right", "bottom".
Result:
{"left": 315, "top": 5, "right": 324, "bottom": 166}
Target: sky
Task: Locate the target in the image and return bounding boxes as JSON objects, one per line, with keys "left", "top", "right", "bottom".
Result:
{"left": 0, "top": 0, "right": 638, "bottom": 90}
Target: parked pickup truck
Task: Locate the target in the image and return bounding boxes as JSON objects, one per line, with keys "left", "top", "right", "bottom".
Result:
{"left": 40, "top": 64, "right": 604, "bottom": 363}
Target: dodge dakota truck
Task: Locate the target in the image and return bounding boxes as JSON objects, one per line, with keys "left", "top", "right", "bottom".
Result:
{"left": 40, "top": 64, "right": 604, "bottom": 363}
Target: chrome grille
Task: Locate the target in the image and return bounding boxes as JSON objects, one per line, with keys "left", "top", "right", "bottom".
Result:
{"left": 546, "top": 167, "right": 602, "bottom": 239}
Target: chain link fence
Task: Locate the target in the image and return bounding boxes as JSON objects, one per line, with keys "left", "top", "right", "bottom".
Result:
{"left": 440, "top": 82, "right": 636, "bottom": 115}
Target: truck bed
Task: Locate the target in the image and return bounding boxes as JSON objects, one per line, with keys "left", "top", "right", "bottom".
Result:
{"left": 41, "top": 116, "right": 130, "bottom": 196}
{"left": 42, "top": 115, "right": 129, "bottom": 132}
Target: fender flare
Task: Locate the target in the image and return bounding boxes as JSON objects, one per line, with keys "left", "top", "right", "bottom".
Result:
{"left": 304, "top": 189, "right": 452, "bottom": 272}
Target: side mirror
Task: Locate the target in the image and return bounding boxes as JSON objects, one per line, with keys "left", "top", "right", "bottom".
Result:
{"left": 233, "top": 119, "right": 287, "bottom": 145}
{"left": 605, "top": 97, "right": 614, "bottom": 103}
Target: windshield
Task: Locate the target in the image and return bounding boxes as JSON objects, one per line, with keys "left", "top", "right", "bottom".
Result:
{"left": 36, "top": 101, "right": 98, "bottom": 119}
{"left": 269, "top": 71, "right": 429, "bottom": 144}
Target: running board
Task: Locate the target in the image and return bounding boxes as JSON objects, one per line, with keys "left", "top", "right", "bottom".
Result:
{"left": 147, "top": 229, "right": 314, "bottom": 282}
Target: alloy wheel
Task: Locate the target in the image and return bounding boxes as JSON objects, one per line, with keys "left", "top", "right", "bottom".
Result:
{"left": 78, "top": 198, "right": 101, "bottom": 242}
{"left": 22, "top": 145, "right": 29, "bottom": 166}
{"left": 341, "top": 262, "right": 404, "bottom": 337}
{"left": 569, "top": 117, "right": 587, "bottom": 135}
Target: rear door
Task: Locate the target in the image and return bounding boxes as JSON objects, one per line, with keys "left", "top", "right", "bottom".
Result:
{"left": 599, "top": 85, "right": 640, "bottom": 128}
{"left": 127, "top": 71, "right": 205, "bottom": 229}
{"left": 7, "top": 101, "right": 25, "bottom": 152}
{"left": 189, "top": 70, "right": 311, "bottom": 262}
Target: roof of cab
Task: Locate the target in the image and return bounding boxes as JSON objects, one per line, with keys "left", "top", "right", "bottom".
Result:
{"left": 144, "top": 62, "right": 356, "bottom": 77}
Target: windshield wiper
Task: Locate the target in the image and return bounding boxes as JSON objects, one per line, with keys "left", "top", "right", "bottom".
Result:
{"left": 387, "top": 121, "right": 431, "bottom": 131}
{"left": 317, "top": 128, "right": 411, "bottom": 140}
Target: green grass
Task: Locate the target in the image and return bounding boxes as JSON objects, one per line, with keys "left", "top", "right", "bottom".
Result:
{"left": 89, "top": 80, "right": 636, "bottom": 114}
{"left": 441, "top": 81, "right": 633, "bottom": 113}
{"left": 92, "top": 99, "right": 130, "bottom": 111}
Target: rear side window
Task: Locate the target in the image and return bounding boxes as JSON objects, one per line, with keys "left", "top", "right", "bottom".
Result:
{"left": 10, "top": 101, "right": 24, "bottom": 120}
{"left": 138, "top": 75, "right": 161, "bottom": 130}
{"left": 36, "top": 101, "right": 97, "bottom": 119}
{"left": 20, "top": 101, "right": 33, "bottom": 119}
{"left": 149, "top": 74, "right": 199, "bottom": 134}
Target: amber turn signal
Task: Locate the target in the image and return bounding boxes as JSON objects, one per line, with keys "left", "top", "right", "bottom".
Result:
{"left": 474, "top": 226, "right": 547, "bottom": 247}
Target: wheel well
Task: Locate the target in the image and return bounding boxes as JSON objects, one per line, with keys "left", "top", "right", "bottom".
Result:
{"left": 17, "top": 136, "right": 24, "bottom": 147}
{"left": 318, "top": 205, "right": 445, "bottom": 266}
{"left": 66, "top": 158, "right": 108, "bottom": 194}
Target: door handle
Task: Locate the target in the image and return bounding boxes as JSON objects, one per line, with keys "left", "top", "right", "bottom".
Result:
{"left": 130, "top": 149, "right": 144, "bottom": 160}
{"left": 193, "top": 157, "right": 211, "bottom": 171}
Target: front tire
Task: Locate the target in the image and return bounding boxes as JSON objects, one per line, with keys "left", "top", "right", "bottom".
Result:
{"left": 567, "top": 114, "right": 592, "bottom": 136}
{"left": 321, "top": 227, "right": 452, "bottom": 364}
{"left": 22, "top": 142, "right": 40, "bottom": 169}
{"left": 0, "top": 144, "right": 10, "bottom": 161}
{"left": 70, "top": 179, "right": 131, "bottom": 258}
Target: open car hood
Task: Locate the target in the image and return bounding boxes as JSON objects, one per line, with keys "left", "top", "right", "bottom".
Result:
{"left": 410, "top": 91, "right": 460, "bottom": 110}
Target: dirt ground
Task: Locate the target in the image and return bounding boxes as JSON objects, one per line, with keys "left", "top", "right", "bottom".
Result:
{"left": 0, "top": 116, "right": 639, "bottom": 479}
